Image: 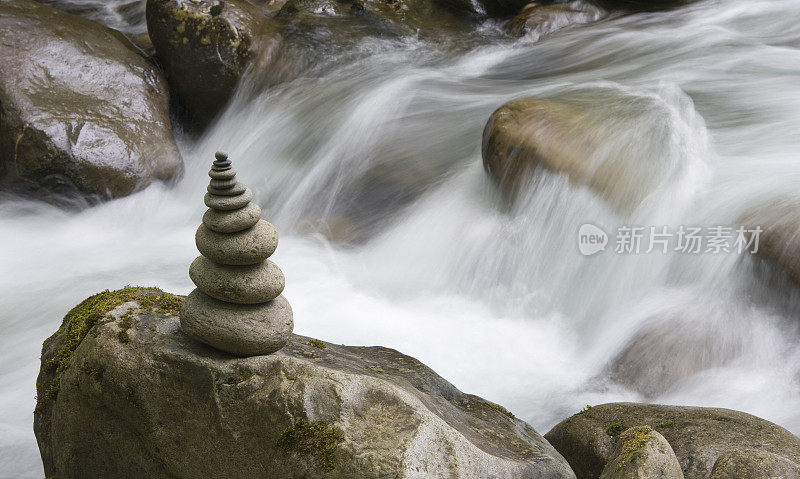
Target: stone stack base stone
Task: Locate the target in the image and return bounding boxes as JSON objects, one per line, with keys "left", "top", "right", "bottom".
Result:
{"left": 180, "top": 152, "right": 293, "bottom": 355}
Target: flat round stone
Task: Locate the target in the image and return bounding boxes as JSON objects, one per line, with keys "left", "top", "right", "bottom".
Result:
{"left": 189, "top": 256, "right": 285, "bottom": 304}
{"left": 209, "top": 178, "right": 236, "bottom": 189}
{"left": 203, "top": 202, "right": 261, "bottom": 233}
{"left": 209, "top": 168, "right": 236, "bottom": 180}
{"left": 180, "top": 289, "right": 293, "bottom": 356}
{"left": 204, "top": 188, "right": 252, "bottom": 211}
{"left": 208, "top": 182, "right": 246, "bottom": 196}
{"left": 195, "top": 220, "right": 278, "bottom": 265}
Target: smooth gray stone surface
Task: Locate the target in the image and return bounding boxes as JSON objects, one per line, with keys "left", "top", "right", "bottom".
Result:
{"left": 203, "top": 202, "right": 261, "bottom": 233}
{"left": 180, "top": 289, "right": 293, "bottom": 356}
{"left": 195, "top": 219, "right": 278, "bottom": 265}
{"left": 204, "top": 188, "right": 253, "bottom": 210}
{"left": 208, "top": 182, "right": 246, "bottom": 196}
{"left": 189, "top": 256, "right": 285, "bottom": 304}
{"left": 208, "top": 168, "right": 237, "bottom": 180}
{"left": 209, "top": 178, "right": 236, "bottom": 189}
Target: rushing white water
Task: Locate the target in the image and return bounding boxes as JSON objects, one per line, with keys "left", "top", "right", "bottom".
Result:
{"left": 3, "top": 0, "right": 800, "bottom": 476}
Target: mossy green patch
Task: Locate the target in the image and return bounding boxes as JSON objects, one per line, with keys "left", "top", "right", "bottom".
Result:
{"left": 606, "top": 421, "right": 625, "bottom": 438}
{"left": 79, "top": 361, "right": 103, "bottom": 380}
{"left": 657, "top": 419, "right": 675, "bottom": 428}
{"left": 615, "top": 425, "right": 652, "bottom": 471}
{"left": 308, "top": 339, "right": 326, "bottom": 349}
{"left": 277, "top": 418, "right": 344, "bottom": 473}
{"left": 487, "top": 401, "right": 515, "bottom": 419}
{"left": 36, "top": 287, "right": 183, "bottom": 412}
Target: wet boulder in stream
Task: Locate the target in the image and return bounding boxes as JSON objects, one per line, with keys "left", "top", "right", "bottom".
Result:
{"left": 146, "top": 0, "right": 284, "bottom": 123}
{"left": 481, "top": 93, "right": 705, "bottom": 211}
{"left": 504, "top": 1, "right": 606, "bottom": 39}
{"left": 0, "top": 0, "right": 183, "bottom": 205}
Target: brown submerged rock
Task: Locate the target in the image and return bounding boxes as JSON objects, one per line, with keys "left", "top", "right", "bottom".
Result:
{"left": 0, "top": 0, "right": 182, "bottom": 205}
{"left": 504, "top": 1, "right": 605, "bottom": 39}
{"left": 608, "top": 316, "right": 742, "bottom": 398}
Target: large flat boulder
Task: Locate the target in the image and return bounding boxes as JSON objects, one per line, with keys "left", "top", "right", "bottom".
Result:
{"left": 544, "top": 403, "right": 800, "bottom": 479}
{"left": 34, "top": 287, "right": 576, "bottom": 479}
{"left": 0, "top": 0, "right": 182, "bottom": 205}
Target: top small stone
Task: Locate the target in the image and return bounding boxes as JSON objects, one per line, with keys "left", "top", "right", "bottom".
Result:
{"left": 213, "top": 151, "right": 232, "bottom": 170}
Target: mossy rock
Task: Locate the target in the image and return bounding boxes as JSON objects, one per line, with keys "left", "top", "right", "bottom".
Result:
{"left": 599, "top": 426, "right": 683, "bottom": 479}
{"left": 0, "top": 0, "right": 182, "bottom": 206}
{"left": 34, "top": 290, "right": 575, "bottom": 478}
{"left": 146, "top": 0, "right": 283, "bottom": 123}
{"left": 544, "top": 402, "right": 800, "bottom": 479}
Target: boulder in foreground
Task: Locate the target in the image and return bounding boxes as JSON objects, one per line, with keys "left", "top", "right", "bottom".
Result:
{"left": 544, "top": 402, "right": 800, "bottom": 479}
{"left": 0, "top": 0, "right": 182, "bottom": 206}
{"left": 34, "top": 287, "right": 576, "bottom": 479}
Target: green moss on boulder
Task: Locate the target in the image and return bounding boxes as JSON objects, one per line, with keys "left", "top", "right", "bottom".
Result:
{"left": 277, "top": 419, "right": 344, "bottom": 472}
{"left": 545, "top": 402, "right": 800, "bottom": 479}
{"left": 34, "top": 291, "right": 575, "bottom": 478}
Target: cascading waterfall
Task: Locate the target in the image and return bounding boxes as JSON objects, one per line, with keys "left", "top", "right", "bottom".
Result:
{"left": 3, "top": 0, "right": 800, "bottom": 476}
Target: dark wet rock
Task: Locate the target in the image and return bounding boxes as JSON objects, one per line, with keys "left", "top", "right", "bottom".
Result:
{"left": 146, "top": 0, "right": 283, "bottom": 123}
{"left": 504, "top": 1, "right": 605, "bottom": 39}
{"left": 545, "top": 402, "right": 800, "bottom": 479}
{"left": 0, "top": 0, "right": 182, "bottom": 205}
{"left": 34, "top": 287, "right": 576, "bottom": 479}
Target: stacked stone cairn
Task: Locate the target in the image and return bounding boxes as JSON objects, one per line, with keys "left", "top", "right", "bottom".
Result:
{"left": 179, "top": 152, "right": 293, "bottom": 356}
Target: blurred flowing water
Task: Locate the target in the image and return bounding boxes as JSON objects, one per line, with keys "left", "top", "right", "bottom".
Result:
{"left": 4, "top": 0, "right": 800, "bottom": 476}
